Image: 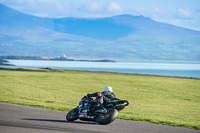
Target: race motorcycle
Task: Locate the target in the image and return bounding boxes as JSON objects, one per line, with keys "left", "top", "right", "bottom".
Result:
{"left": 66, "top": 96, "right": 129, "bottom": 125}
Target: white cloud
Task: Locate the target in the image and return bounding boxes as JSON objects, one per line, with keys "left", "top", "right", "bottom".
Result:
{"left": 107, "top": 2, "right": 122, "bottom": 14}
{"left": 66, "top": 1, "right": 124, "bottom": 18}
{"left": 88, "top": 2, "right": 102, "bottom": 11}
{"left": 178, "top": 8, "right": 195, "bottom": 18}
{"left": 154, "top": 8, "right": 160, "bottom": 12}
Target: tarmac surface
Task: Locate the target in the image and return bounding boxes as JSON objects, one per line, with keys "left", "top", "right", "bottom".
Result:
{"left": 0, "top": 103, "right": 199, "bottom": 133}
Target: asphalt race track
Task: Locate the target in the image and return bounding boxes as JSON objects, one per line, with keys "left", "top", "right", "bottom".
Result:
{"left": 0, "top": 103, "right": 199, "bottom": 133}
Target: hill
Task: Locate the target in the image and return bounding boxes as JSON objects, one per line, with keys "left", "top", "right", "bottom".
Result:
{"left": 0, "top": 4, "right": 200, "bottom": 61}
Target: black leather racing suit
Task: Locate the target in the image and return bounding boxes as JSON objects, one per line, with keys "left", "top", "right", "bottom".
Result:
{"left": 87, "top": 91, "right": 117, "bottom": 105}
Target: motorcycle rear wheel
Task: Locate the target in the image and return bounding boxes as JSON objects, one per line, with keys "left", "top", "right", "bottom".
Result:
{"left": 96, "top": 108, "right": 118, "bottom": 125}
{"left": 66, "top": 108, "right": 79, "bottom": 121}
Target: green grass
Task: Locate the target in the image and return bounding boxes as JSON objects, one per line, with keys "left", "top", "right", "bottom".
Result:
{"left": 0, "top": 69, "right": 200, "bottom": 129}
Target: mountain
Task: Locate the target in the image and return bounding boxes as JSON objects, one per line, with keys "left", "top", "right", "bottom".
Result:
{"left": 0, "top": 4, "right": 200, "bottom": 61}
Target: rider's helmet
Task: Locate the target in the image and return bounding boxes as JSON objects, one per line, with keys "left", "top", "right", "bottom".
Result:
{"left": 103, "top": 86, "right": 113, "bottom": 92}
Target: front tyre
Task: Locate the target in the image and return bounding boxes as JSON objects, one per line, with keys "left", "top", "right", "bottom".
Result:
{"left": 96, "top": 109, "right": 118, "bottom": 125}
{"left": 66, "top": 108, "right": 79, "bottom": 121}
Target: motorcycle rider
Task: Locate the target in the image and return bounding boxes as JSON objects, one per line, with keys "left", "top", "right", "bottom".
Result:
{"left": 87, "top": 86, "right": 117, "bottom": 113}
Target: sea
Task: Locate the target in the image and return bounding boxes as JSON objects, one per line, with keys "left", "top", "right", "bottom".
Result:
{"left": 6, "top": 60, "right": 200, "bottom": 78}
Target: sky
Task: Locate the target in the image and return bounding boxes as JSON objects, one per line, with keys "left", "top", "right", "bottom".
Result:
{"left": 1, "top": 0, "right": 200, "bottom": 31}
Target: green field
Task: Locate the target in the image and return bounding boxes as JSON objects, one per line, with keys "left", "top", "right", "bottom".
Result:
{"left": 0, "top": 69, "right": 200, "bottom": 129}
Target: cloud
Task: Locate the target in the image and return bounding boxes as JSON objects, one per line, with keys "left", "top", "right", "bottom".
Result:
{"left": 178, "top": 8, "right": 195, "bottom": 18}
{"left": 107, "top": 2, "right": 122, "bottom": 14}
{"left": 68, "top": 1, "right": 123, "bottom": 18}
{"left": 154, "top": 8, "right": 160, "bottom": 12}
{"left": 88, "top": 2, "right": 102, "bottom": 11}
{"left": 146, "top": 8, "right": 200, "bottom": 31}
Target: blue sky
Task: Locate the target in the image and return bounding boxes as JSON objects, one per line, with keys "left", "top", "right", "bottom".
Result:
{"left": 1, "top": 0, "right": 200, "bottom": 31}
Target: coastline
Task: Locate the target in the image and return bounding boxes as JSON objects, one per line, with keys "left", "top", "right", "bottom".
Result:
{"left": 0, "top": 55, "right": 116, "bottom": 62}
{"left": 0, "top": 59, "right": 14, "bottom": 66}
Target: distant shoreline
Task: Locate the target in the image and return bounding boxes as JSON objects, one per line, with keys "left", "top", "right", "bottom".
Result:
{"left": 0, "top": 59, "right": 14, "bottom": 66}
{"left": 0, "top": 55, "right": 116, "bottom": 62}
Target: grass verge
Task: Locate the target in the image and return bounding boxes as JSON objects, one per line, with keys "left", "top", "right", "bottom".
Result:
{"left": 0, "top": 68, "right": 200, "bottom": 129}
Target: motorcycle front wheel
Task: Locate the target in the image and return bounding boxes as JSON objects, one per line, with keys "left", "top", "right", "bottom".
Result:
{"left": 66, "top": 107, "right": 79, "bottom": 121}
{"left": 96, "top": 108, "right": 118, "bottom": 125}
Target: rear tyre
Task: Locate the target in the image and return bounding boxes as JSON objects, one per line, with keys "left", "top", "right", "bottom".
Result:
{"left": 96, "top": 108, "right": 118, "bottom": 125}
{"left": 66, "top": 108, "right": 79, "bottom": 121}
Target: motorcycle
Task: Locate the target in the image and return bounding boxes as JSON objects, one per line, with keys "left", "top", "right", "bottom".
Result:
{"left": 66, "top": 96, "right": 129, "bottom": 125}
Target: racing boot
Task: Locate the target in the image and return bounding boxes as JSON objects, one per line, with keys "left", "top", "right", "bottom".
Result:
{"left": 95, "top": 104, "right": 107, "bottom": 114}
